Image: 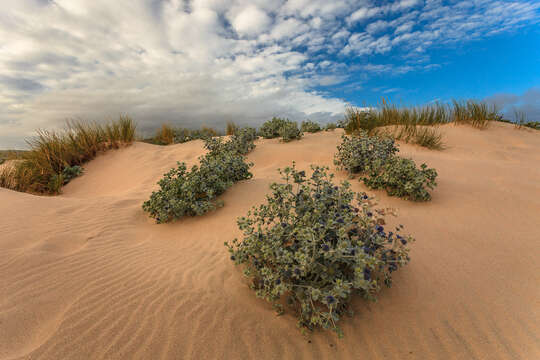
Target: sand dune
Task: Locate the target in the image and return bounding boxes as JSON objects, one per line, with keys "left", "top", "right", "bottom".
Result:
{"left": 1, "top": 122, "right": 539, "bottom": 360}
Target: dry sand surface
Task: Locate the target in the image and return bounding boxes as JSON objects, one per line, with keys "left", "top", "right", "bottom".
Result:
{"left": 1, "top": 122, "right": 539, "bottom": 360}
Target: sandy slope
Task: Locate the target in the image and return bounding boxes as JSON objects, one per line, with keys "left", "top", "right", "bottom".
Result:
{"left": 1, "top": 122, "right": 539, "bottom": 360}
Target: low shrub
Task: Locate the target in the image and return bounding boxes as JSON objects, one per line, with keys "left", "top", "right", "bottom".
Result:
{"left": 142, "top": 152, "right": 253, "bottom": 223}
{"left": 173, "top": 128, "right": 192, "bottom": 143}
{"left": 281, "top": 121, "right": 303, "bottom": 142}
{"left": 204, "top": 127, "right": 257, "bottom": 156}
{"left": 191, "top": 126, "right": 219, "bottom": 139}
{"left": 143, "top": 130, "right": 256, "bottom": 223}
{"left": 226, "top": 164, "right": 413, "bottom": 336}
{"left": 335, "top": 133, "right": 437, "bottom": 201}
{"left": 61, "top": 165, "right": 83, "bottom": 184}
{"left": 325, "top": 123, "right": 337, "bottom": 131}
{"left": 48, "top": 165, "right": 84, "bottom": 191}
{"left": 258, "top": 117, "right": 303, "bottom": 142}
{"left": 363, "top": 157, "right": 437, "bottom": 201}
{"left": 301, "top": 120, "right": 322, "bottom": 133}
{"left": 258, "top": 117, "right": 288, "bottom": 139}
{"left": 334, "top": 133, "right": 398, "bottom": 176}
{"left": 0, "top": 159, "right": 4, "bottom": 165}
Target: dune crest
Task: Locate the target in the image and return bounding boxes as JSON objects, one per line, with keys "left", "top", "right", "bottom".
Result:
{"left": 1, "top": 123, "right": 539, "bottom": 359}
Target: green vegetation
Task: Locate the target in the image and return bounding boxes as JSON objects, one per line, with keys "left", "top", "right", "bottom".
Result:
{"left": 258, "top": 117, "right": 303, "bottom": 142}
{"left": 226, "top": 121, "right": 239, "bottom": 135}
{"left": 0, "top": 116, "right": 136, "bottom": 194}
{"left": 335, "top": 133, "right": 437, "bottom": 201}
{"left": 142, "top": 128, "right": 256, "bottom": 223}
{"left": 513, "top": 109, "right": 540, "bottom": 130}
{"left": 280, "top": 121, "right": 303, "bottom": 142}
{"left": 301, "top": 120, "right": 322, "bottom": 133}
{"left": 154, "top": 124, "right": 175, "bottom": 145}
{"left": 145, "top": 125, "right": 221, "bottom": 145}
{"left": 258, "top": 117, "right": 288, "bottom": 139}
{"left": 0, "top": 150, "right": 27, "bottom": 162}
{"left": 363, "top": 157, "right": 437, "bottom": 201}
{"left": 226, "top": 163, "right": 413, "bottom": 336}
{"left": 324, "top": 122, "right": 337, "bottom": 131}
{"left": 340, "top": 99, "right": 504, "bottom": 150}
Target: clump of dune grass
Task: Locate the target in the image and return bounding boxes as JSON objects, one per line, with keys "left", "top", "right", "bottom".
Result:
{"left": 226, "top": 121, "right": 239, "bottom": 135}
{"left": 155, "top": 124, "right": 175, "bottom": 145}
{"left": 0, "top": 116, "right": 136, "bottom": 194}
{"left": 451, "top": 100, "right": 501, "bottom": 128}
{"left": 342, "top": 98, "right": 504, "bottom": 150}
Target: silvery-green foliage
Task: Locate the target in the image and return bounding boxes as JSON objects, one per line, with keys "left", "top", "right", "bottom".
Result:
{"left": 334, "top": 133, "right": 398, "bottom": 175}
{"left": 226, "top": 164, "right": 412, "bottom": 336}
{"left": 334, "top": 133, "right": 437, "bottom": 201}
{"left": 258, "top": 117, "right": 288, "bottom": 139}
{"left": 143, "top": 134, "right": 255, "bottom": 223}
{"left": 363, "top": 157, "right": 437, "bottom": 201}
{"left": 235, "top": 126, "right": 258, "bottom": 142}
{"left": 62, "top": 165, "right": 83, "bottom": 184}
{"left": 142, "top": 152, "right": 253, "bottom": 223}
{"left": 204, "top": 127, "right": 257, "bottom": 156}
{"left": 280, "top": 121, "right": 303, "bottom": 142}
{"left": 258, "top": 118, "right": 303, "bottom": 141}
{"left": 301, "top": 120, "right": 322, "bottom": 133}
{"left": 48, "top": 165, "right": 83, "bottom": 193}
{"left": 0, "top": 159, "right": 5, "bottom": 165}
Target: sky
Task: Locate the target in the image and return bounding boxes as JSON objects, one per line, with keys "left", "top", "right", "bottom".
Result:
{"left": 1, "top": 0, "right": 539, "bottom": 149}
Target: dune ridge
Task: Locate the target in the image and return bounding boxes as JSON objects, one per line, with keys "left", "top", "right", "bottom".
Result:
{"left": 1, "top": 122, "right": 539, "bottom": 359}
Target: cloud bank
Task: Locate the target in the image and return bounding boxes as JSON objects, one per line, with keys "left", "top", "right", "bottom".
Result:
{"left": 485, "top": 87, "right": 540, "bottom": 122}
{"left": 0, "top": 0, "right": 539, "bottom": 148}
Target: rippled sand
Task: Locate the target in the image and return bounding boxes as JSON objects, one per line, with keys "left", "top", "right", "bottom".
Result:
{"left": 1, "top": 122, "right": 539, "bottom": 359}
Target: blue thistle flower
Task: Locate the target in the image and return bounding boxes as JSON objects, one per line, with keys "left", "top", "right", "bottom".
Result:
{"left": 326, "top": 295, "right": 336, "bottom": 304}
{"left": 230, "top": 255, "right": 236, "bottom": 261}
{"left": 281, "top": 222, "right": 287, "bottom": 228}
{"left": 367, "top": 212, "right": 373, "bottom": 217}
{"left": 376, "top": 225, "right": 384, "bottom": 232}
{"left": 294, "top": 268, "right": 301, "bottom": 275}
{"left": 363, "top": 194, "right": 368, "bottom": 200}
{"left": 275, "top": 279, "right": 281, "bottom": 285}
{"left": 401, "top": 238, "right": 407, "bottom": 245}
{"left": 363, "top": 268, "right": 371, "bottom": 280}
{"left": 321, "top": 244, "right": 330, "bottom": 252}
{"left": 337, "top": 218, "right": 344, "bottom": 224}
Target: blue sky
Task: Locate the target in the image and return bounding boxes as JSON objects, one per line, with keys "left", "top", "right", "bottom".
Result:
{"left": 1, "top": 0, "right": 539, "bottom": 148}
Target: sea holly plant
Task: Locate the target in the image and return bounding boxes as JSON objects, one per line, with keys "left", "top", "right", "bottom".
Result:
{"left": 301, "top": 120, "right": 322, "bottom": 133}
{"left": 363, "top": 157, "right": 437, "bottom": 201}
{"left": 258, "top": 117, "right": 303, "bottom": 142}
{"left": 334, "top": 133, "right": 398, "bottom": 176}
{"left": 280, "top": 121, "right": 303, "bottom": 142}
{"left": 204, "top": 128, "right": 256, "bottom": 156}
{"left": 258, "top": 117, "right": 288, "bottom": 139}
{"left": 226, "top": 164, "right": 413, "bottom": 336}
{"left": 335, "top": 132, "right": 437, "bottom": 201}
{"left": 143, "top": 133, "right": 255, "bottom": 223}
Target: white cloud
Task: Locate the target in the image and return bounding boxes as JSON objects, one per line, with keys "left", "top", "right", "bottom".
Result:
{"left": 0, "top": 0, "right": 539, "bottom": 147}
{"left": 230, "top": 5, "right": 272, "bottom": 37}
